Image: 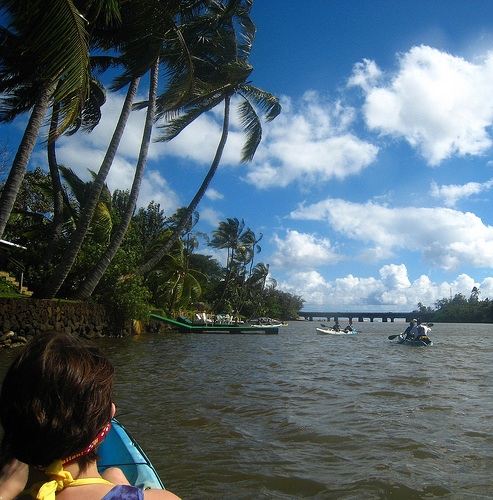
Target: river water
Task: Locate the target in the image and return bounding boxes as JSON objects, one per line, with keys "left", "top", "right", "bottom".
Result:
{"left": 1, "top": 321, "right": 493, "bottom": 499}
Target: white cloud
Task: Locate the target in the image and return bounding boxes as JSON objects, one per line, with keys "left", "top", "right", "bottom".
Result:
{"left": 205, "top": 188, "right": 224, "bottom": 201}
{"left": 137, "top": 170, "right": 180, "bottom": 214}
{"left": 350, "top": 45, "right": 493, "bottom": 165}
{"left": 348, "top": 59, "right": 383, "bottom": 92}
{"left": 276, "top": 264, "right": 488, "bottom": 311}
{"left": 243, "top": 92, "right": 379, "bottom": 189}
{"left": 430, "top": 178, "right": 493, "bottom": 206}
{"left": 50, "top": 87, "right": 380, "bottom": 195}
{"left": 290, "top": 198, "right": 493, "bottom": 271}
{"left": 270, "top": 229, "right": 343, "bottom": 268}
{"left": 198, "top": 206, "right": 223, "bottom": 228}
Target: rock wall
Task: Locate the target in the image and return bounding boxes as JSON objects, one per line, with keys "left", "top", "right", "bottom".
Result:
{"left": 0, "top": 298, "right": 110, "bottom": 348}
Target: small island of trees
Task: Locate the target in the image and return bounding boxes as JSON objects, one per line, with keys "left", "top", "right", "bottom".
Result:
{"left": 412, "top": 287, "right": 493, "bottom": 323}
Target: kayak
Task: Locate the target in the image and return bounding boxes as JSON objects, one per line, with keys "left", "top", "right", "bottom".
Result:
{"left": 316, "top": 327, "right": 358, "bottom": 335}
{"left": 395, "top": 334, "right": 433, "bottom": 346}
{"left": 98, "top": 418, "right": 164, "bottom": 490}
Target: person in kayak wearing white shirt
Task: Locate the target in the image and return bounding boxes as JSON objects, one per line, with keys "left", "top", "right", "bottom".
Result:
{"left": 414, "top": 321, "right": 430, "bottom": 340}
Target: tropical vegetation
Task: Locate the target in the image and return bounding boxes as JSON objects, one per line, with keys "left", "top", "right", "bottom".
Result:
{"left": 0, "top": 0, "right": 303, "bottom": 334}
{"left": 2, "top": 168, "right": 304, "bottom": 331}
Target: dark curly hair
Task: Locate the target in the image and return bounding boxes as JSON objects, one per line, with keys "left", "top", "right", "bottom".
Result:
{"left": 0, "top": 331, "right": 114, "bottom": 469}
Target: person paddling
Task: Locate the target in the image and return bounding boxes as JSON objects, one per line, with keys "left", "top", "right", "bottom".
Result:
{"left": 401, "top": 319, "right": 417, "bottom": 340}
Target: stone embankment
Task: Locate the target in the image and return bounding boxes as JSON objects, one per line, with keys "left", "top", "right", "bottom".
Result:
{"left": 0, "top": 298, "right": 109, "bottom": 348}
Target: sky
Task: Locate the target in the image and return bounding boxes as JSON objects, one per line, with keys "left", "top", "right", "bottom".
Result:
{"left": 4, "top": 1, "right": 493, "bottom": 312}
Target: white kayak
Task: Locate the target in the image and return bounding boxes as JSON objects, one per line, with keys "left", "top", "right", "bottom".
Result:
{"left": 98, "top": 418, "right": 164, "bottom": 490}
{"left": 316, "top": 327, "right": 358, "bottom": 335}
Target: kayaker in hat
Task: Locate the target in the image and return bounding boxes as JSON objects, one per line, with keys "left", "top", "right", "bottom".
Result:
{"left": 402, "top": 319, "right": 417, "bottom": 340}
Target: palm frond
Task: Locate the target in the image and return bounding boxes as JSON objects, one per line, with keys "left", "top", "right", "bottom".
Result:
{"left": 237, "top": 98, "right": 261, "bottom": 162}
{"left": 238, "top": 84, "right": 281, "bottom": 121}
{"left": 156, "top": 92, "right": 225, "bottom": 141}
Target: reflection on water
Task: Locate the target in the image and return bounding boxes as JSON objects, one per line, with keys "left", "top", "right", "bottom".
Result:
{"left": 1, "top": 321, "right": 493, "bottom": 499}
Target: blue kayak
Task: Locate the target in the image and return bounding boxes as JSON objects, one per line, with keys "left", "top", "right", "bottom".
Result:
{"left": 396, "top": 334, "right": 433, "bottom": 346}
{"left": 98, "top": 418, "right": 164, "bottom": 490}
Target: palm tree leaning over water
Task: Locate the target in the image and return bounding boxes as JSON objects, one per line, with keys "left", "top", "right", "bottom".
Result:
{"left": 35, "top": 76, "right": 141, "bottom": 298}
{"left": 136, "top": 0, "right": 281, "bottom": 277}
{"left": 37, "top": 0, "right": 209, "bottom": 299}
{"left": 44, "top": 78, "right": 107, "bottom": 264}
{"left": 71, "top": 0, "right": 232, "bottom": 300}
{"left": 71, "top": 60, "right": 159, "bottom": 300}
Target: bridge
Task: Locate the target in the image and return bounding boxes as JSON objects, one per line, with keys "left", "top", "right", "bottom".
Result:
{"left": 299, "top": 311, "right": 415, "bottom": 323}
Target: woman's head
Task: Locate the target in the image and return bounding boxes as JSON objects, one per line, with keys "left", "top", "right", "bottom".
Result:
{"left": 0, "top": 331, "right": 115, "bottom": 469}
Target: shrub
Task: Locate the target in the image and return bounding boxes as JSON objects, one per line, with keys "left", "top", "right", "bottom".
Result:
{"left": 100, "top": 274, "right": 151, "bottom": 336}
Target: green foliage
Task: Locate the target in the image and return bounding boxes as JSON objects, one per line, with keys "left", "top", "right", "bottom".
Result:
{"left": 0, "top": 275, "right": 18, "bottom": 294}
{"left": 262, "top": 287, "right": 305, "bottom": 320}
{"left": 3, "top": 167, "right": 54, "bottom": 246}
{"left": 418, "top": 289, "right": 493, "bottom": 323}
{"left": 100, "top": 274, "right": 151, "bottom": 336}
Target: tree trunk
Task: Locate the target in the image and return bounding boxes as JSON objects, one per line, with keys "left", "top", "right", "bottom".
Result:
{"left": 72, "top": 62, "right": 158, "bottom": 300}
{"left": 43, "top": 102, "right": 66, "bottom": 264}
{"left": 0, "top": 82, "right": 53, "bottom": 238}
{"left": 136, "top": 95, "right": 231, "bottom": 276}
{"left": 35, "top": 76, "right": 140, "bottom": 299}
{"left": 213, "top": 247, "right": 236, "bottom": 313}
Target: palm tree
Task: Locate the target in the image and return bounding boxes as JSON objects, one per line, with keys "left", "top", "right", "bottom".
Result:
{"left": 35, "top": 75, "right": 140, "bottom": 298}
{"left": 44, "top": 78, "right": 107, "bottom": 264}
{"left": 216, "top": 225, "right": 262, "bottom": 316}
{"left": 247, "top": 262, "right": 274, "bottom": 318}
{"left": 208, "top": 217, "right": 252, "bottom": 311}
{"left": 470, "top": 286, "right": 481, "bottom": 303}
{"left": 0, "top": 0, "right": 121, "bottom": 238}
{"left": 56, "top": 165, "right": 114, "bottom": 243}
{"left": 167, "top": 207, "right": 200, "bottom": 266}
{"left": 147, "top": 245, "right": 206, "bottom": 313}
{"left": 71, "top": 59, "right": 159, "bottom": 300}
{"left": 136, "top": 0, "right": 280, "bottom": 277}
{"left": 38, "top": 0, "right": 213, "bottom": 298}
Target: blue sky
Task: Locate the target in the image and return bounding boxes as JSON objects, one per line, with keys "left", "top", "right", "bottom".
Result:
{"left": 4, "top": 1, "right": 493, "bottom": 311}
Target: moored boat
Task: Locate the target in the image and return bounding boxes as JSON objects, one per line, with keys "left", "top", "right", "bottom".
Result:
{"left": 251, "top": 323, "right": 284, "bottom": 329}
{"left": 249, "top": 317, "right": 286, "bottom": 326}
{"left": 98, "top": 418, "right": 164, "bottom": 490}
